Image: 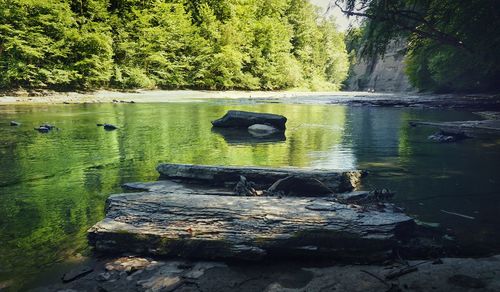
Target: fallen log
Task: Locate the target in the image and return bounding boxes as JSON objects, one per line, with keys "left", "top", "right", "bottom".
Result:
{"left": 409, "top": 120, "right": 500, "bottom": 138}
{"left": 156, "top": 163, "right": 364, "bottom": 194}
{"left": 88, "top": 192, "right": 415, "bottom": 262}
{"left": 211, "top": 110, "right": 287, "bottom": 130}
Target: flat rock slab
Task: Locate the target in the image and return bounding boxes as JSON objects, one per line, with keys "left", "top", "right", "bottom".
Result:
{"left": 410, "top": 120, "right": 500, "bottom": 138}
{"left": 211, "top": 110, "right": 287, "bottom": 130}
{"left": 88, "top": 192, "right": 414, "bottom": 261}
{"left": 156, "top": 163, "right": 363, "bottom": 193}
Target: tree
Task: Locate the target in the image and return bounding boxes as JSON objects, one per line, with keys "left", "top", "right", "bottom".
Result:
{"left": 333, "top": 0, "right": 500, "bottom": 92}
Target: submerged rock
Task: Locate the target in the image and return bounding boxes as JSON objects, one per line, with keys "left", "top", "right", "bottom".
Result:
{"left": 103, "top": 123, "right": 118, "bottom": 130}
{"left": 41, "top": 123, "right": 56, "bottom": 130}
{"left": 247, "top": 124, "right": 279, "bottom": 137}
{"left": 428, "top": 131, "right": 468, "bottom": 143}
{"left": 34, "top": 123, "right": 57, "bottom": 133}
{"left": 34, "top": 126, "right": 50, "bottom": 133}
{"left": 212, "top": 110, "right": 287, "bottom": 130}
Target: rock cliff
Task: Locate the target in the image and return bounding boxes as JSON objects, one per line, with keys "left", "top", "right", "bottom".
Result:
{"left": 345, "top": 40, "right": 413, "bottom": 92}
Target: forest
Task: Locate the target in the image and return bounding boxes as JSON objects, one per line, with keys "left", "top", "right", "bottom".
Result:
{"left": 1, "top": 0, "right": 499, "bottom": 93}
{"left": 0, "top": 0, "right": 349, "bottom": 91}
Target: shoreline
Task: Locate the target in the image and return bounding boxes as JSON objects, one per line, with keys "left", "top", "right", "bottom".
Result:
{"left": 1, "top": 89, "right": 499, "bottom": 110}
{"left": 25, "top": 254, "right": 500, "bottom": 291}
{"left": 0, "top": 89, "right": 386, "bottom": 105}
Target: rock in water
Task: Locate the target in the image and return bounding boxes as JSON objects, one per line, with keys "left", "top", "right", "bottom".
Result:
{"left": 212, "top": 110, "right": 287, "bottom": 130}
{"left": 34, "top": 126, "right": 50, "bottom": 133}
{"left": 247, "top": 124, "right": 279, "bottom": 137}
{"left": 62, "top": 266, "right": 94, "bottom": 283}
{"left": 10, "top": 121, "right": 20, "bottom": 126}
{"left": 41, "top": 124, "right": 56, "bottom": 130}
{"left": 88, "top": 192, "right": 415, "bottom": 261}
{"left": 428, "top": 131, "right": 467, "bottom": 143}
{"left": 103, "top": 124, "right": 118, "bottom": 130}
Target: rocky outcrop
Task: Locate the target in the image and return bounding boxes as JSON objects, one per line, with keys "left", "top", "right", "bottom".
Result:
{"left": 345, "top": 39, "right": 413, "bottom": 92}
{"left": 156, "top": 163, "right": 363, "bottom": 193}
{"left": 211, "top": 110, "right": 287, "bottom": 130}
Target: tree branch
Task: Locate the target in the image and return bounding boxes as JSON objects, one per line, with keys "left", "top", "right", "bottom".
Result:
{"left": 333, "top": 0, "right": 470, "bottom": 52}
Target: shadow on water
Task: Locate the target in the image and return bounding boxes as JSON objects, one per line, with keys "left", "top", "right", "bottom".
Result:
{"left": 211, "top": 127, "right": 286, "bottom": 145}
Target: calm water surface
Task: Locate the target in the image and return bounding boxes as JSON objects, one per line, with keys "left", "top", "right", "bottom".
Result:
{"left": 0, "top": 101, "right": 499, "bottom": 289}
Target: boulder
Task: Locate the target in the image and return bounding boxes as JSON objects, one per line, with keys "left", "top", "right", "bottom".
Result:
{"left": 211, "top": 110, "right": 287, "bottom": 130}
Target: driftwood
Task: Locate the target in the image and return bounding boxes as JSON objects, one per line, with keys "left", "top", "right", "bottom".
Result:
{"left": 88, "top": 192, "right": 415, "bottom": 261}
{"left": 156, "top": 163, "right": 363, "bottom": 194}
{"left": 409, "top": 120, "right": 500, "bottom": 138}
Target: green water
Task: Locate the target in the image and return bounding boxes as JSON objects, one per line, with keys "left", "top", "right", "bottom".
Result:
{"left": 0, "top": 101, "right": 499, "bottom": 289}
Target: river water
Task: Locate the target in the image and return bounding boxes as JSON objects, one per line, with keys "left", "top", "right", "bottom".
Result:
{"left": 0, "top": 100, "right": 499, "bottom": 289}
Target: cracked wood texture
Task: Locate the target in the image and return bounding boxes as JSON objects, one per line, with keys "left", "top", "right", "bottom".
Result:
{"left": 88, "top": 192, "right": 415, "bottom": 262}
{"left": 156, "top": 164, "right": 363, "bottom": 193}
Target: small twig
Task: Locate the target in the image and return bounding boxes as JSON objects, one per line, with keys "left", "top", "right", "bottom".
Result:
{"left": 440, "top": 209, "right": 475, "bottom": 220}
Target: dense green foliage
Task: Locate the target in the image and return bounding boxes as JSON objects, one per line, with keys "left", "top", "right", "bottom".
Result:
{"left": 337, "top": 0, "right": 500, "bottom": 92}
{"left": 0, "top": 0, "right": 349, "bottom": 91}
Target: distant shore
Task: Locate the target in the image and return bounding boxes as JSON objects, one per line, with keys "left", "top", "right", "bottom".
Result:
{"left": 0, "top": 89, "right": 383, "bottom": 105}
{"left": 1, "top": 89, "right": 499, "bottom": 111}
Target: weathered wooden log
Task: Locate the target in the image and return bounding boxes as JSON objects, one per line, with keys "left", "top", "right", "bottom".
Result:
{"left": 211, "top": 110, "right": 287, "bottom": 130}
{"left": 409, "top": 120, "right": 500, "bottom": 138}
{"left": 156, "top": 163, "right": 363, "bottom": 194}
{"left": 88, "top": 192, "right": 415, "bottom": 262}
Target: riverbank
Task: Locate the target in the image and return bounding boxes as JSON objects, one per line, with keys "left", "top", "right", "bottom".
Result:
{"left": 0, "top": 89, "right": 376, "bottom": 104}
{"left": 2, "top": 89, "right": 499, "bottom": 110}
{"left": 28, "top": 254, "right": 500, "bottom": 291}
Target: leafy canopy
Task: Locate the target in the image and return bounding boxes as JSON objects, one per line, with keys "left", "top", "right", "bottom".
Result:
{"left": 0, "top": 0, "right": 349, "bottom": 91}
